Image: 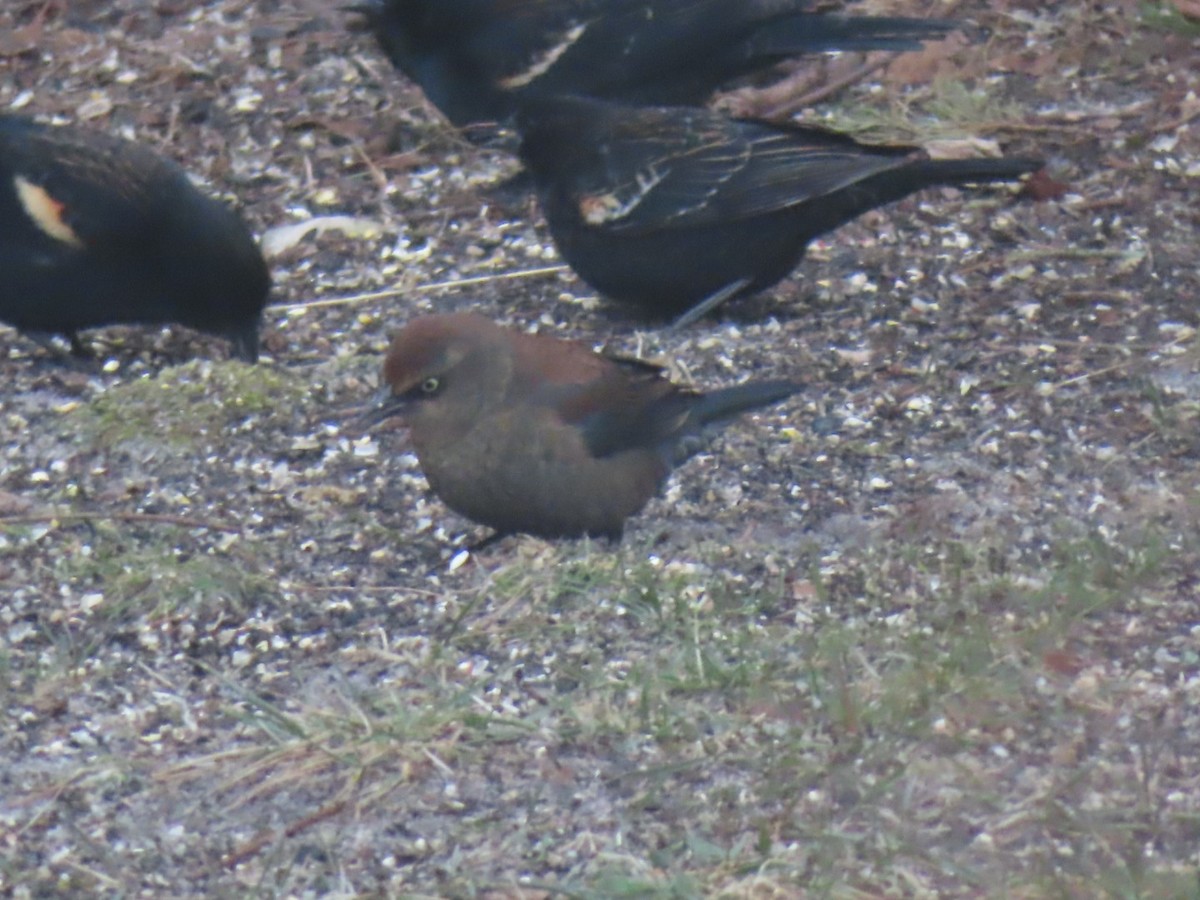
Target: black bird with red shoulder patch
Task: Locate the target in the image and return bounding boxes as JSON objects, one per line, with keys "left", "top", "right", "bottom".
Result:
{"left": 0, "top": 115, "right": 270, "bottom": 361}
{"left": 516, "top": 94, "right": 1044, "bottom": 326}
{"left": 354, "top": 0, "right": 961, "bottom": 126}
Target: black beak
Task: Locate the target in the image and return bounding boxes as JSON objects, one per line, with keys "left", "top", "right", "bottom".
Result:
{"left": 342, "top": 1, "right": 381, "bottom": 27}
{"left": 226, "top": 323, "right": 260, "bottom": 364}
{"left": 355, "top": 384, "right": 410, "bottom": 430}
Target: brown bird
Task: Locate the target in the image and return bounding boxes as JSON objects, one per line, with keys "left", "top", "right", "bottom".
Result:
{"left": 368, "top": 313, "right": 800, "bottom": 539}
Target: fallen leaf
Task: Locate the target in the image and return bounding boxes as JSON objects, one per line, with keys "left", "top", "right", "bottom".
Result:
{"left": 924, "top": 137, "right": 1005, "bottom": 160}
{"left": 260, "top": 215, "right": 386, "bottom": 256}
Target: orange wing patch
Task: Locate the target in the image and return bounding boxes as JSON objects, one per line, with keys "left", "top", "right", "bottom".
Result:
{"left": 14, "top": 175, "right": 84, "bottom": 247}
{"left": 578, "top": 192, "right": 626, "bottom": 225}
{"left": 577, "top": 165, "right": 667, "bottom": 225}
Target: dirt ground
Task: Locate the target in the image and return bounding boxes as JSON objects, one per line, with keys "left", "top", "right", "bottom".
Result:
{"left": 3, "top": 0, "right": 1200, "bottom": 896}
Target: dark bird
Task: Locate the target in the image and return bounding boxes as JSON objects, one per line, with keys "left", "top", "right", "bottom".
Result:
{"left": 353, "top": 0, "right": 960, "bottom": 126}
{"left": 0, "top": 115, "right": 270, "bottom": 361}
{"left": 367, "top": 313, "right": 800, "bottom": 539}
{"left": 516, "top": 94, "right": 1044, "bottom": 326}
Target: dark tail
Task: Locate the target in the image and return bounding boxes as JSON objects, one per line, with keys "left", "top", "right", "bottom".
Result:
{"left": 691, "top": 380, "right": 802, "bottom": 427}
{"left": 748, "top": 15, "right": 963, "bottom": 56}
{"left": 784, "top": 154, "right": 1042, "bottom": 247}
{"left": 845, "top": 155, "right": 1042, "bottom": 217}
{"left": 907, "top": 157, "right": 1044, "bottom": 185}
{"left": 669, "top": 379, "right": 800, "bottom": 465}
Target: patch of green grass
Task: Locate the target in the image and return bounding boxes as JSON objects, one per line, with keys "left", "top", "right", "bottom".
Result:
{"left": 568, "top": 865, "right": 705, "bottom": 899}
{"left": 659, "top": 528, "right": 1186, "bottom": 889}
{"left": 33, "top": 520, "right": 1185, "bottom": 896}
{"left": 225, "top": 666, "right": 486, "bottom": 750}
{"left": 1025, "top": 862, "right": 1200, "bottom": 900}
{"left": 52, "top": 526, "right": 270, "bottom": 614}
{"left": 66, "top": 359, "right": 308, "bottom": 447}
{"left": 20, "top": 523, "right": 276, "bottom": 673}
{"left": 815, "top": 77, "right": 1030, "bottom": 144}
{"left": 1139, "top": 1, "right": 1200, "bottom": 36}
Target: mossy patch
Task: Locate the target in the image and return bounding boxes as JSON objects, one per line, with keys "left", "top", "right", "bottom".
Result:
{"left": 813, "top": 78, "right": 1030, "bottom": 144}
{"left": 1139, "top": 1, "right": 1200, "bottom": 36}
{"left": 65, "top": 360, "right": 310, "bottom": 448}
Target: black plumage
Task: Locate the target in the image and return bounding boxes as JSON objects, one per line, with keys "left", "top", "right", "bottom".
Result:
{"left": 516, "top": 94, "right": 1043, "bottom": 325}
{"left": 0, "top": 115, "right": 270, "bottom": 361}
{"left": 355, "top": 0, "right": 960, "bottom": 126}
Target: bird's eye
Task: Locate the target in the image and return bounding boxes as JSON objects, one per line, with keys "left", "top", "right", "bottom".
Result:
{"left": 420, "top": 376, "right": 441, "bottom": 394}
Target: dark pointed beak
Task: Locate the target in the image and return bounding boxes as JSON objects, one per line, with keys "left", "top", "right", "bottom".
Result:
{"left": 342, "top": 1, "right": 381, "bottom": 27}
{"left": 355, "top": 385, "right": 410, "bottom": 430}
{"left": 226, "top": 323, "right": 261, "bottom": 364}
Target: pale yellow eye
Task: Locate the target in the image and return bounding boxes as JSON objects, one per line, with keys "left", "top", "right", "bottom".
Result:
{"left": 421, "top": 376, "right": 440, "bottom": 394}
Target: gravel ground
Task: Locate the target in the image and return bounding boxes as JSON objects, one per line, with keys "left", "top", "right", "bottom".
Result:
{"left": 3, "top": 0, "right": 1200, "bottom": 896}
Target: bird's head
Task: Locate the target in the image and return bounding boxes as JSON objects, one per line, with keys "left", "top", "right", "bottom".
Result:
{"left": 366, "top": 313, "right": 512, "bottom": 438}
